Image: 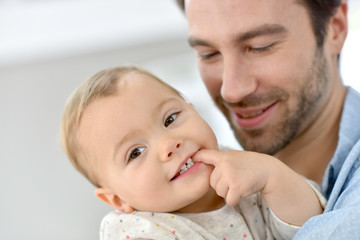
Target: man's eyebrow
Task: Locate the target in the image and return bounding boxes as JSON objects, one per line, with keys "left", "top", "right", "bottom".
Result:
{"left": 188, "top": 24, "right": 288, "bottom": 48}
{"left": 188, "top": 37, "right": 214, "bottom": 48}
{"left": 236, "top": 24, "right": 288, "bottom": 42}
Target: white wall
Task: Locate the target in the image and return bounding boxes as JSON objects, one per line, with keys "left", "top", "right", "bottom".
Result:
{"left": 0, "top": 1, "right": 359, "bottom": 239}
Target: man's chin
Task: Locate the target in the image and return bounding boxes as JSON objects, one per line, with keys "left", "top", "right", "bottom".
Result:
{"left": 232, "top": 129, "right": 279, "bottom": 155}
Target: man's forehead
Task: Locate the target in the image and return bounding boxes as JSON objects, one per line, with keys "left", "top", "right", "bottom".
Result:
{"left": 185, "top": 0, "right": 304, "bottom": 39}
{"left": 185, "top": 0, "right": 300, "bottom": 19}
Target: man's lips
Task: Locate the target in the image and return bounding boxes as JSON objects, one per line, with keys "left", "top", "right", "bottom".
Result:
{"left": 234, "top": 103, "right": 274, "bottom": 117}
{"left": 230, "top": 102, "right": 278, "bottom": 129}
{"left": 237, "top": 109, "right": 266, "bottom": 118}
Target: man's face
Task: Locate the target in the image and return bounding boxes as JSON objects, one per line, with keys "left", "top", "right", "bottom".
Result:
{"left": 186, "top": 0, "right": 331, "bottom": 155}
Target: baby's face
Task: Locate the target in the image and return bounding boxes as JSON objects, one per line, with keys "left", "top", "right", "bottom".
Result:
{"left": 78, "top": 74, "right": 218, "bottom": 213}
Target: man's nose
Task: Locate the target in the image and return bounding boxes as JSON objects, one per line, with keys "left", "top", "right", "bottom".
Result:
{"left": 220, "top": 56, "right": 257, "bottom": 103}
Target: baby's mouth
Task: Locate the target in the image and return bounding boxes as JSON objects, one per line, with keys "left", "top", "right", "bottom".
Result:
{"left": 171, "top": 158, "right": 194, "bottom": 181}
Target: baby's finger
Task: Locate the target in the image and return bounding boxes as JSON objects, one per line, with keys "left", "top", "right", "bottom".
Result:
{"left": 192, "top": 149, "right": 222, "bottom": 166}
{"left": 225, "top": 188, "right": 242, "bottom": 207}
{"left": 209, "top": 167, "right": 221, "bottom": 189}
{"left": 214, "top": 179, "right": 229, "bottom": 199}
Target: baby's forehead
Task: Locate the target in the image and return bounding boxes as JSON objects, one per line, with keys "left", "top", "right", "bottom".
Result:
{"left": 115, "top": 73, "right": 182, "bottom": 99}
{"left": 84, "top": 77, "right": 181, "bottom": 117}
{"left": 120, "top": 72, "right": 170, "bottom": 88}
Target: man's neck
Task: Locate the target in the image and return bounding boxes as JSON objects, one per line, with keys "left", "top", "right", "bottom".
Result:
{"left": 275, "top": 81, "right": 346, "bottom": 184}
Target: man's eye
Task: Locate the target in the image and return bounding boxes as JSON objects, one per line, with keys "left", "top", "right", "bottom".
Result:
{"left": 164, "top": 113, "right": 178, "bottom": 127}
{"left": 199, "top": 52, "right": 218, "bottom": 61}
{"left": 248, "top": 43, "right": 275, "bottom": 53}
{"left": 128, "top": 147, "right": 146, "bottom": 161}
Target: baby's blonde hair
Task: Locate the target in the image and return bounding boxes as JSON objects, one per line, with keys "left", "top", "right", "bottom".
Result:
{"left": 60, "top": 66, "right": 181, "bottom": 187}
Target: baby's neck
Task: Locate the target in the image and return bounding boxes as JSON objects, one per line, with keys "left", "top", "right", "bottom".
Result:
{"left": 174, "top": 188, "right": 225, "bottom": 213}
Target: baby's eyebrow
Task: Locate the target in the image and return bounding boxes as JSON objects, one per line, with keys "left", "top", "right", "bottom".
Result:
{"left": 112, "top": 129, "right": 142, "bottom": 163}
{"left": 154, "top": 97, "right": 180, "bottom": 112}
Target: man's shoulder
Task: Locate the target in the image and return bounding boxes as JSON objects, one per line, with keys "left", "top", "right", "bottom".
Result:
{"left": 339, "top": 87, "right": 360, "bottom": 143}
{"left": 346, "top": 87, "right": 360, "bottom": 108}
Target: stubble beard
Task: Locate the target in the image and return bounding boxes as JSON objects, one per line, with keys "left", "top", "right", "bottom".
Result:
{"left": 215, "top": 48, "right": 329, "bottom": 155}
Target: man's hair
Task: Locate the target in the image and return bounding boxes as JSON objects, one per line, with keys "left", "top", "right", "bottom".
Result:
{"left": 60, "top": 66, "right": 181, "bottom": 187}
{"left": 176, "top": 0, "right": 342, "bottom": 47}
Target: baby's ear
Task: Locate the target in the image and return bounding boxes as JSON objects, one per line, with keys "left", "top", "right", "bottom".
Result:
{"left": 95, "top": 188, "right": 135, "bottom": 213}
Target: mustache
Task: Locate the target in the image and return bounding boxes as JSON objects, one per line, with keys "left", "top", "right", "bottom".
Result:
{"left": 215, "top": 88, "right": 289, "bottom": 108}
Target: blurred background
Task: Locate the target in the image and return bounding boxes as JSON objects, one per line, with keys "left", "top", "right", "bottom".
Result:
{"left": 0, "top": 0, "right": 359, "bottom": 239}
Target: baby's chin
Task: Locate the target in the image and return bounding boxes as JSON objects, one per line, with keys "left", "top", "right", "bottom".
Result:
{"left": 174, "top": 185, "right": 223, "bottom": 213}
{"left": 173, "top": 178, "right": 218, "bottom": 213}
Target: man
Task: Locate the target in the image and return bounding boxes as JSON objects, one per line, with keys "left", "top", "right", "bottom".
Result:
{"left": 176, "top": 0, "right": 360, "bottom": 239}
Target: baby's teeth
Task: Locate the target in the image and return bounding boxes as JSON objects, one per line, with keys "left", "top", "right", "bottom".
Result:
{"left": 180, "top": 164, "right": 187, "bottom": 172}
{"left": 187, "top": 158, "right": 194, "bottom": 167}
{"left": 179, "top": 158, "right": 194, "bottom": 175}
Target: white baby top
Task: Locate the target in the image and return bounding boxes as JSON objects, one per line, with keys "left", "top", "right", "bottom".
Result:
{"left": 100, "top": 193, "right": 305, "bottom": 240}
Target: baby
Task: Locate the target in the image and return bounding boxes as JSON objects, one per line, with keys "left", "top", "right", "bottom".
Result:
{"left": 61, "top": 66, "right": 326, "bottom": 240}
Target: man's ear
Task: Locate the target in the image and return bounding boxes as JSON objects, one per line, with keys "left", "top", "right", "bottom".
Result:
{"left": 328, "top": 1, "right": 348, "bottom": 54}
{"left": 95, "top": 188, "right": 135, "bottom": 213}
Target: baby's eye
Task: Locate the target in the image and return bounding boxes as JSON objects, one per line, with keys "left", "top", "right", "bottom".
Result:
{"left": 128, "top": 147, "right": 146, "bottom": 161}
{"left": 164, "top": 112, "right": 178, "bottom": 127}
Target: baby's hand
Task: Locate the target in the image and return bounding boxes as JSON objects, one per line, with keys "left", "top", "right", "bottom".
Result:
{"left": 192, "top": 149, "right": 272, "bottom": 206}
{"left": 194, "top": 149, "right": 323, "bottom": 226}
